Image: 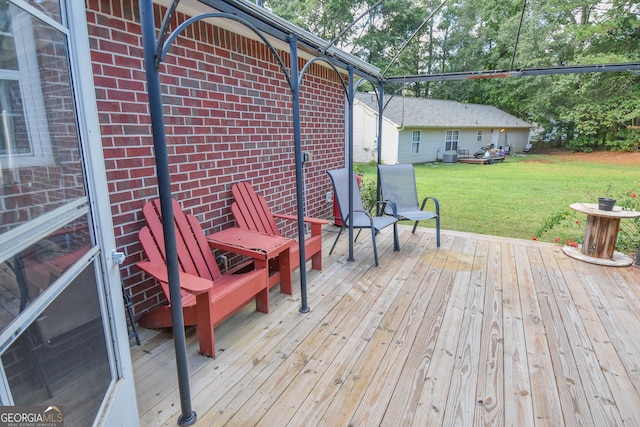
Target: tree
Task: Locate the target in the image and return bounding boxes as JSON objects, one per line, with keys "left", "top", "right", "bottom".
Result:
{"left": 265, "top": 0, "right": 640, "bottom": 151}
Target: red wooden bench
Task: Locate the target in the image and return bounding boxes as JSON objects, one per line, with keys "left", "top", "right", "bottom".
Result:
{"left": 137, "top": 198, "right": 269, "bottom": 357}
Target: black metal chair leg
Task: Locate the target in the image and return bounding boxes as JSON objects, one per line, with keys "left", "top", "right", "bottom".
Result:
{"left": 393, "top": 223, "right": 400, "bottom": 251}
{"left": 329, "top": 227, "right": 343, "bottom": 255}
{"left": 122, "top": 283, "right": 141, "bottom": 346}
{"left": 371, "top": 228, "right": 379, "bottom": 267}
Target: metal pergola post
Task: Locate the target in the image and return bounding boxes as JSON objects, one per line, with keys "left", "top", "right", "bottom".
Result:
{"left": 376, "top": 81, "right": 384, "bottom": 214}
{"left": 139, "top": 0, "right": 196, "bottom": 425}
{"left": 347, "top": 65, "right": 355, "bottom": 262}
{"left": 288, "top": 34, "right": 310, "bottom": 313}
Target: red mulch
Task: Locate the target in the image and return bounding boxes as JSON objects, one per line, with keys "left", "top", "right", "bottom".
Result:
{"left": 531, "top": 149, "right": 640, "bottom": 166}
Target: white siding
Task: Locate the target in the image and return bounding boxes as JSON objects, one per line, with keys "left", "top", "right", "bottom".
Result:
{"left": 456, "top": 129, "right": 482, "bottom": 154}
{"left": 397, "top": 128, "right": 439, "bottom": 163}
{"left": 353, "top": 101, "right": 399, "bottom": 164}
{"left": 380, "top": 120, "right": 399, "bottom": 164}
{"left": 501, "top": 129, "right": 530, "bottom": 152}
{"left": 353, "top": 101, "right": 379, "bottom": 162}
{"left": 447, "top": 128, "right": 531, "bottom": 155}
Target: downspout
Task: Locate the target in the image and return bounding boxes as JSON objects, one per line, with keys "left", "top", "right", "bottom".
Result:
{"left": 139, "top": 1, "right": 196, "bottom": 425}
{"left": 289, "top": 34, "right": 310, "bottom": 313}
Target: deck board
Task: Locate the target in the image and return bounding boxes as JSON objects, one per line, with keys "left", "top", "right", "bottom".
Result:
{"left": 132, "top": 225, "right": 640, "bottom": 426}
{"left": 379, "top": 230, "right": 455, "bottom": 426}
{"left": 473, "top": 240, "right": 504, "bottom": 426}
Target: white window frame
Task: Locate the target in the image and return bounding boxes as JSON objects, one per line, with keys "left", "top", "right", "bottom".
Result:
{"left": 411, "top": 130, "right": 420, "bottom": 154}
{"left": 476, "top": 130, "right": 483, "bottom": 142}
{"left": 0, "top": 6, "right": 54, "bottom": 172}
{"left": 445, "top": 130, "right": 459, "bottom": 151}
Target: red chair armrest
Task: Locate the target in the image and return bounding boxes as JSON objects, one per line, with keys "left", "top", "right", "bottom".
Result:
{"left": 273, "top": 213, "right": 329, "bottom": 226}
{"left": 137, "top": 261, "right": 213, "bottom": 295}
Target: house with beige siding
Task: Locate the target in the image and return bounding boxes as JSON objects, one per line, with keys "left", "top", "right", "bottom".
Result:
{"left": 354, "top": 92, "right": 533, "bottom": 164}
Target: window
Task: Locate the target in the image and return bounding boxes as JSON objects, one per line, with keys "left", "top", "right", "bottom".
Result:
{"left": 0, "top": 3, "right": 54, "bottom": 169}
{"left": 0, "top": 3, "right": 81, "bottom": 234}
{"left": 477, "top": 130, "right": 483, "bottom": 142}
{"left": 411, "top": 130, "right": 420, "bottom": 154}
{"left": 0, "top": 5, "right": 25, "bottom": 156}
{"left": 0, "top": 79, "right": 30, "bottom": 155}
{"left": 445, "top": 130, "right": 459, "bottom": 151}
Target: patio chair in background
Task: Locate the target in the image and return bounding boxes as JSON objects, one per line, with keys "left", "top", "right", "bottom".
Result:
{"left": 327, "top": 168, "right": 399, "bottom": 267}
{"left": 378, "top": 163, "right": 440, "bottom": 247}
{"left": 137, "top": 198, "right": 269, "bottom": 357}
{"left": 231, "top": 181, "right": 328, "bottom": 292}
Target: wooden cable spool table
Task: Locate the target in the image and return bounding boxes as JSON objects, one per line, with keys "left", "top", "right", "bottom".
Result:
{"left": 562, "top": 202, "right": 640, "bottom": 267}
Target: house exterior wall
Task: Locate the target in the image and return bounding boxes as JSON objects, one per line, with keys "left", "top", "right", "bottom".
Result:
{"left": 453, "top": 129, "right": 487, "bottom": 155}
{"left": 499, "top": 128, "right": 531, "bottom": 153}
{"left": 380, "top": 125, "right": 399, "bottom": 165}
{"left": 451, "top": 128, "right": 530, "bottom": 155}
{"left": 352, "top": 102, "right": 399, "bottom": 164}
{"left": 86, "top": 0, "right": 347, "bottom": 315}
{"left": 394, "top": 127, "right": 531, "bottom": 161}
{"left": 397, "top": 128, "right": 439, "bottom": 163}
{"left": 353, "top": 101, "right": 378, "bottom": 163}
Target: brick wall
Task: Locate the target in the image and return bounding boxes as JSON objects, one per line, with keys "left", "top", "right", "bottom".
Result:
{"left": 86, "top": 0, "right": 348, "bottom": 315}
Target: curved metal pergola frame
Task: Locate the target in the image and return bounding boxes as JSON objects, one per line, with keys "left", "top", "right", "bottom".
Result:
{"left": 139, "top": 1, "right": 381, "bottom": 423}
{"left": 158, "top": 12, "right": 294, "bottom": 90}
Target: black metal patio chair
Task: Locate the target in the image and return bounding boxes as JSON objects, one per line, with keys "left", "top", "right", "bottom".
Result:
{"left": 378, "top": 163, "right": 440, "bottom": 247}
{"left": 327, "top": 168, "right": 399, "bottom": 267}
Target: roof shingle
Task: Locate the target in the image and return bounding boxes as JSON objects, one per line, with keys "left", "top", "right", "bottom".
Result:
{"left": 355, "top": 92, "right": 532, "bottom": 129}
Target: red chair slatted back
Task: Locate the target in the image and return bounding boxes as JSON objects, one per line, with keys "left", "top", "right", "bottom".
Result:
{"left": 231, "top": 181, "right": 281, "bottom": 237}
{"left": 138, "top": 226, "right": 181, "bottom": 301}
{"left": 141, "top": 198, "right": 222, "bottom": 283}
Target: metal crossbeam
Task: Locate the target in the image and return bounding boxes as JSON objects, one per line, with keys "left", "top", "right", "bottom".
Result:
{"left": 386, "top": 62, "right": 640, "bottom": 83}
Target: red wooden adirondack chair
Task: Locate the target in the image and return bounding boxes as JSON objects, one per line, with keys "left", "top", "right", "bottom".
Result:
{"left": 137, "top": 198, "right": 269, "bottom": 357}
{"left": 231, "top": 182, "right": 328, "bottom": 293}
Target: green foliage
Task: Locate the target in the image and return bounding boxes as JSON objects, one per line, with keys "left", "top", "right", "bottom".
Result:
{"left": 353, "top": 164, "right": 377, "bottom": 211}
{"left": 263, "top": 0, "right": 359, "bottom": 41}
{"left": 607, "top": 185, "right": 640, "bottom": 254}
{"left": 606, "top": 131, "right": 640, "bottom": 152}
{"left": 535, "top": 210, "right": 572, "bottom": 239}
{"left": 565, "top": 136, "right": 595, "bottom": 153}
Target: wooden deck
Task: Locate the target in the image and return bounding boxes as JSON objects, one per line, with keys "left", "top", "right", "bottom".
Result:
{"left": 457, "top": 156, "right": 506, "bottom": 164}
{"left": 132, "top": 224, "right": 640, "bottom": 426}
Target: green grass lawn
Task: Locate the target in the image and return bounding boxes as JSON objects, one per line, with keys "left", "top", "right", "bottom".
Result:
{"left": 356, "top": 154, "right": 640, "bottom": 251}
